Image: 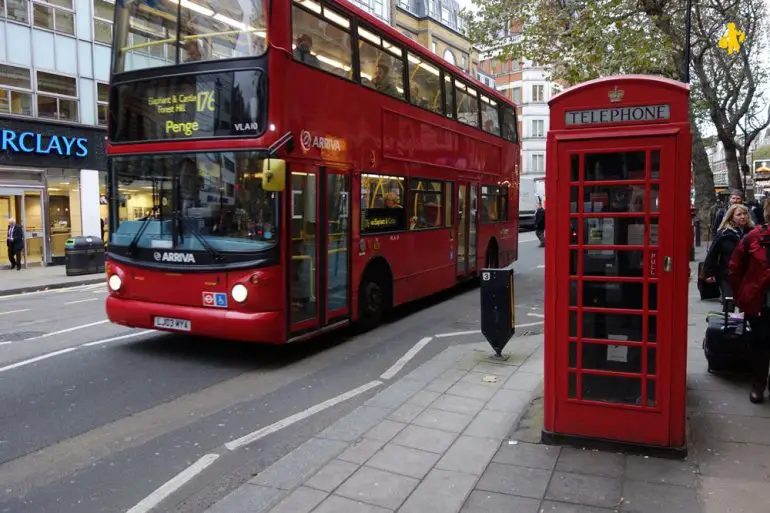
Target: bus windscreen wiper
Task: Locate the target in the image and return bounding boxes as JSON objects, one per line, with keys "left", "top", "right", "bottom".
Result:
{"left": 127, "top": 205, "right": 159, "bottom": 256}
{"left": 178, "top": 214, "right": 224, "bottom": 262}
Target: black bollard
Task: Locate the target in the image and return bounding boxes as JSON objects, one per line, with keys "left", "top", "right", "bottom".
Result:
{"left": 694, "top": 219, "right": 701, "bottom": 247}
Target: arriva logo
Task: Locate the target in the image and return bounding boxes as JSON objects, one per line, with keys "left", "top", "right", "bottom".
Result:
{"left": 154, "top": 252, "right": 196, "bottom": 263}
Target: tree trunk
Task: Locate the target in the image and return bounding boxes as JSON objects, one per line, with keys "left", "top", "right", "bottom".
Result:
{"left": 722, "top": 140, "right": 743, "bottom": 191}
{"left": 690, "top": 110, "right": 716, "bottom": 243}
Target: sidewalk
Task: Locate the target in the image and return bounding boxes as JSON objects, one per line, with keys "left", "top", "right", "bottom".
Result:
{"left": 203, "top": 245, "right": 768, "bottom": 513}
{"left": 0, "top": 264, "right": 104, "bottom": 296}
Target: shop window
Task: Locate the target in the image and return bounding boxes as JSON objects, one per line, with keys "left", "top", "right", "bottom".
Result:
{"left": 361, "top": 173, "right": 406, "bottom": 234}
{"left": 407, "top": 53, "right": 441, "bottom": 113}
{"left": 481, "top": 94, "right": 499, "bottom": 135}
{"left": 409, "top": 179, "right": 446, "bottom": 230}
{"left": 501, "top": 104, "right": 517, "bottom": 142}
{"left": 97, "top": 82, "right": 108, "bottom": 125}
{"left": 481, "top": 185, "right": 508, "bottom": 223}
{"left": 455, "top": 80, "right": 479, "bottom": 128}
{"left": 0, "top": 64, "right": 31, "bottom": 89}
{"left": 443, "top": 74, "right": 454, "bottom": 118}
{"left": 2, "top": 0, "right": 29, "bottom": 22}
{"left": 291, "top": 1, "right": 352, "bottom": 79}
{"left": 359, "top": 27, "right": 404, "bottom": 100}
{"left": 47, "top": 169, "right": 81, "bottom": 257}
{"left": 32, "top": 0, "right": 74, "bottom": 35}
{"left": 37, "top": 95, "right": 78, "bottom": 121}
{"left": 93, "top": 0, "right": 114, "bottom": 45}
{"left": 0, "top": 65, "right": 33, "bottom": 116}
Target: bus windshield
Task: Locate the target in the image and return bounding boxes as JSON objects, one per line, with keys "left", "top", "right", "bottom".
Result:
{"left": 113, "top": 0, "right": 267, "bottom": 73}
{"left": 110, "top": 152, "right": 279, "bottom": 253}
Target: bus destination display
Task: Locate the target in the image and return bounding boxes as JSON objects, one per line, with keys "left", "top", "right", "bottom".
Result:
{"left": 109, "top": 70, "right": 264, "bottom": 143}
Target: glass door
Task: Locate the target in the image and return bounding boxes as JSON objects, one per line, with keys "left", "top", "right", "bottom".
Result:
{"left": 456, "top": 184, "right": 468, "bottom": 277}
{"left": 0, "top": 195, "right": 10, "bottom": 266}
{"left": 556, "top": 139, "right": 674, "bottom": 446}
{"left": 23, "top": 191, "right": 45, "bottom": 266}
{"left": 469, "top": 184, "right": 478, "bottom": 274}
{"left": 289, "top": 166, "right": 320, "bottom": 333}
{"left": 325, "top": 171, "right": 350, "bottom": 323}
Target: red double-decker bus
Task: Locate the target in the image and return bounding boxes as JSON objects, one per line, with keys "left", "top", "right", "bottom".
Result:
{"left": 105, "top": 0, "right": 520, "bottom": 343}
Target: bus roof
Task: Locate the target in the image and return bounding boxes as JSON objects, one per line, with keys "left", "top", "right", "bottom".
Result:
{"left": 333, "top": 0, "right": 513, "bottom": 108}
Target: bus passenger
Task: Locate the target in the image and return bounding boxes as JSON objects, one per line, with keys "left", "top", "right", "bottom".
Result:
{"left": 384, "top": 192, "right": 401, "bottom": 208}
{"left": 183, "top": 40, "right": 203, "bottom": 62}
{"left": 294, "top": 34, "right": 320, "bottom": 67}
{"left": 374, "top": 64, "right": 398, "bottom": 97}
{"left": 411, "top": 85, "right": 428, "bottom": 108}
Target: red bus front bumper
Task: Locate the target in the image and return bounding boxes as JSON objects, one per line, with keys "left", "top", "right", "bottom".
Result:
{"left": 106, "top": 296, "right": 284, "bottom": 343}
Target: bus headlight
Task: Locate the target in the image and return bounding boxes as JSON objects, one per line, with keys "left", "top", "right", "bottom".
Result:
{"left": 231, "top": 283, "right": 248, "bottom": 303}
{"left": 108, "top": 274, "right": 122, "bottom": 292}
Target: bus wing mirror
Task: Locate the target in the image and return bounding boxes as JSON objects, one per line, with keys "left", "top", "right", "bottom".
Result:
{"left": 262, "top": 159, "right": 286, "bottom": 192}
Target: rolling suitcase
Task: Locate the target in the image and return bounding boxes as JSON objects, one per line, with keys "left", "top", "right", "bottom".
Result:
{"left": 697, "top": 261, "right": 721, "bottom": 300}
{"left": 703, "top": 299, "right": 752, "bottom": 374}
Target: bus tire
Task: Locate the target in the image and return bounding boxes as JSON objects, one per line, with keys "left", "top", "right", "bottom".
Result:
{"left": 357, "top": 271, "right": 390, "bottom": 331}
{"left": 486, "top": 240, "right": 499, "bottom": 269}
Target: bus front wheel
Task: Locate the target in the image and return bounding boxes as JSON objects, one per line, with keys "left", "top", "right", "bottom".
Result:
{"left": 357, "top": 276, "right": 386, "bottom": 331}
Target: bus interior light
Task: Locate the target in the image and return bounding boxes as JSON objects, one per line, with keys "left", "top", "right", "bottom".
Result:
{"left": 231, "top": 284, "right": 248, "bottom": 303}
{"left": 108, "top": 274, "right": 122, "bottom": 292}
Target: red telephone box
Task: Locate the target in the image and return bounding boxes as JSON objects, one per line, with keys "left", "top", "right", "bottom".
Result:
{"left": 542, "top": 76, "right": 691, "bottom": 455}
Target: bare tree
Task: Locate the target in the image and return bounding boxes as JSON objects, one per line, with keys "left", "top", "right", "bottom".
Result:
{"left": 690, "top": 0, "right": 770, "bottom": 192}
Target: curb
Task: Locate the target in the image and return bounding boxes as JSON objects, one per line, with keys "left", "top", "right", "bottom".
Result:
{"left": 0, "top": 276, "right": 104, "bottom": 297}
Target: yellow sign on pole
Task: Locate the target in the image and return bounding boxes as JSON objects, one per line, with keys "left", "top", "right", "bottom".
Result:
{"left": 718, "top": 22, "right": 745, "bottom": 54}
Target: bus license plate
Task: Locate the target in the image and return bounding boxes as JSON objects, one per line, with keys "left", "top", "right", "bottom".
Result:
{"left": 153, "top": 317, "right": 191, "bottom": 331}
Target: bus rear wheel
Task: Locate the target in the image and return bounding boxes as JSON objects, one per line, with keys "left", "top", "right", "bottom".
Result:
{"left": 357, "top": 277, "right": 386, "bottom": 331}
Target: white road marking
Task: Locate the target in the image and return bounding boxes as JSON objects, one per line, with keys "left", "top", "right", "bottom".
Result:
{"left": 0, "top": 283, "right": 104, "bottom": 300}
{"left": 25, "top": 320, "right": 109, "bottom": 341}
{"left": 92, "top": 290, "right": 105, "bottom": 294}
{"left": 434, "top": 329, "right": 481, "bottom": 338}
{"left": 0, "top": 309, "right": 29, "bottom": 316}
{"left": 527, "top": 313, "right": 545, "bottom": 318}
{"left": 536, "top": 264, "right": 545, "bottom": 268}
{"left": 126, "top": 453, "right": 219, "bottom": 513}
{"left": 65, "top": 298, "right": 99, "bottom": 305}
{"left": 516, "top": 321, "right": 545, "bottom": 328}
{"left": 225, "top": 380, "right": 382, "bottom": 451}
{"left": 0, "top": 342, "right": 11, "bottom": 346}
{"left": 0, "top": 347, "right": 77, "bottom": 374}
{"left": 381, "top": 337, "right": 433, "bottom": 380}
{"left": 82, "top": 330, "right": 154, "bottom": 347}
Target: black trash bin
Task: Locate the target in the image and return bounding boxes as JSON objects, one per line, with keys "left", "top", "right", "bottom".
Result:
{"left": 64, "top": 236, "right": 105, "bottom": 276}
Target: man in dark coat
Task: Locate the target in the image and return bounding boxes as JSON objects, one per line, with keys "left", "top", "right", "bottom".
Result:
{"left": 534, "top": 197, "right": 545, "bottom": 247}
{"left": 6, "top": 218, "right": 23, "bottom": 271}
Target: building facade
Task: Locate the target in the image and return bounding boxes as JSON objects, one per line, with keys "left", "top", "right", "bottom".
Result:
{"left": 0, "top": 0, "right": 113, "bottom": 266}
{"left": 393, "top": 0, "right": 477, "bottom": 75}
{"left": 478, "top": 50, "right": 561, "bottom": 178}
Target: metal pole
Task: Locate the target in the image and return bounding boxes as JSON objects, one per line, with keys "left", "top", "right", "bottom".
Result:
{"left": 684, "top": 0, "right": 692, "bottom": 83}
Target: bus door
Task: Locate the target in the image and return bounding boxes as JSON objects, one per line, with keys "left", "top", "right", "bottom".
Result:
{"left": 288, "top": 165, "right": 350, "bottom": 335}
{"left": 456, "top": 183, "right": 478, "bottom": 278}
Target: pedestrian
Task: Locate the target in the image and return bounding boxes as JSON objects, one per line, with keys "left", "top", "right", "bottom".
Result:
{"left": 711, "top": 189, "right": 745, "bottom": 238}
{"left": 6, "top": 217, "right": 23, "bottom": 271}
{"left": 534, "top": 198, "right": 545, "bottom": 247}
{"left": 728, "top": 199, "right": 770, "bottom": 403}
{"left": 704, "top": 204, "right": 753, "bottom": 300}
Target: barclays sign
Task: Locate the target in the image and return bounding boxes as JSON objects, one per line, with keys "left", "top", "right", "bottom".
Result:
{"left": 0, "top": 119, "right": 106, "bottom": 170}
{"left": 1, "top": 129, "right": 89, "bottom": 157}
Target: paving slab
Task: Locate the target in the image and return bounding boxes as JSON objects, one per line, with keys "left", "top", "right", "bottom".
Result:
{"left": 484, "top": 388, "right": 531, "bottom": 413}
{"left": 430, "top": 394, "right": 486, "bottom": 416}
{"left": 624, "top": 454, "right": 698, "bottom": 488}
{"left": 337, "top": 438, "right": 387, "bottom": 466}
{"left": 463, "top": 408, "right": 519, "bottom": 439}
{"left": 397, "top": 469, "right": 477, "bottom": 513}
{"left": 250, "top": 438, "right": 348, "bottom": 490}
{"left": 699, "top": 475, "right": 769, "bottom": 513}
{"left": 620, "top": 480, "right": 701, "bottom": 513}
{"left": 335, "top": 466, "right": 419, "bottom": 510}
{"left": 412, "top": 408, "right": 474, "bottom": 433}
{"left": 313, "top": 495, "right": 393, "bottom": 513}
{"left": 476, "top": 462, "right": 551, "bottom": 499}
{"left": 367, "top": 443, "right": 441, "bottom": 479}
{"left": 204, "top": 484, "right": 283, "bottom": 513}
{"left": 435, "top": 435, "right": 500, "bottom": 476}
{"left": 502, "top": 371, "right": 542, "bottom": 391}
{"left": 492, "top": 441, "right": 561, "bottom": 470}
{"left": 538, "top": 501, "right": 616, "bottom": 512}
{"left": 267, "top": 486, "right": 327, "bottom": 513}
{"left": 305, "top": 459, "right": 359, "bottom": 493}
{"left": 545, "top": 471, "right": 622, "bottom": 509}
{"left": 460, "top": 490, "right": 540, "bottom": 513}
{"left": 555, "top": 447, "right": 626, "bottom": 478}
{"left": 391, "top": 424, "right": 459, "bottom": 454}
{"left": 365, "top": 420, "right": 408, "bottom": 442}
